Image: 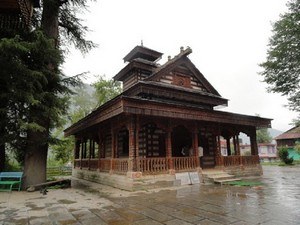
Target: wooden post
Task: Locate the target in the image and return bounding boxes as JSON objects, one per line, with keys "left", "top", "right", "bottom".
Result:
{"left": 97, "top": 131, "right": 103, "bottom": 171}
{"left": 110, "top": 129, "right": 116, "bottom": 173}
{"left": 233, "top": 136, "right": 237, "bottom": 155}
{"left": 128, "top": 117, "right": 136, "bottom": 172}
{"left": 250, "top": 130, "right": 258, "bottom": 156}
{"left": 166, "top": 127, "right": 174, "bottom": 173}
{"left": 226, "top": 137, "right": 231, "bottom": 156}
{"left": 193, "top": 125, "right": 200, "bottom": 168}
{"left": 135, "top": 116, "right": 140, "bottom": 171}
{"left": 236, "top": 135, "right": 241, "bottom": 155}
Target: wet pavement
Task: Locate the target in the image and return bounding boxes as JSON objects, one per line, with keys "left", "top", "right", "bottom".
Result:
{"left": 1, "top": 165, "right": 300, "bottom": 225}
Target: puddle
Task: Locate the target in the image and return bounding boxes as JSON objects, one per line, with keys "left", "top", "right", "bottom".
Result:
{"left": 57, "top": 199, "right": 77, "bottom": 204}
{"left": 25, "top": 202, "right": 46, "bottom": 210}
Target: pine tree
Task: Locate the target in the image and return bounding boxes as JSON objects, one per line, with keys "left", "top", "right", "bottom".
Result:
{"left": 260, "top": 0, "right": 300, "bottom": 113}
{"left": 0, "top": 0, "right": 95, "bottom": 187}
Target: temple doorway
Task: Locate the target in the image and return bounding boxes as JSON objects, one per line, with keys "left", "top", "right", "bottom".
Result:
{"left": 171, "top": 125, "right": 192, "bottom": 157}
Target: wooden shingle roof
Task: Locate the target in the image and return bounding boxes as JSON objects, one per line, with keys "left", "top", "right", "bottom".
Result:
{"left": 275, "top": 126, "right": 300, "bottom": 140}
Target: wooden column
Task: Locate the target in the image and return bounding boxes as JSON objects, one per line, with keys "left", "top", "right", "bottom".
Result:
{"left": 74, "top": 139, "right": 80, "bottom": 168}
{"left": 128, "top": 117, "right": 137, "bottom": 172}
{"left": 233, "top": 136, "right": 237, "bottom": 155}
{"left": 193, "top": 129, "right": 200, "bottom": 168}
{"left": 226, "top": 137, "right": 231, "bottom": 156}
{"left": 110, "top": 129, "right": 116, "bottom": 173}
{"left": 135, "top": 117, "right": 140, "bottom": 171}
{"left": 250, "top": 130, "right": 258, "bottom": 155}
{"left": 236, "top": 135, "right": 241, "bottom": 155}
{"left": 97, "top": 131, "right": 103, "bottom": 171}
{"left": 166, "top": 128, "right": 174, "bottom": 172}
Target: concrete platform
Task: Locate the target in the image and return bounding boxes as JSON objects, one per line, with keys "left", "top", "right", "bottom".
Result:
{"left": 0, "top": 165, "right": 299, "bottom": 224}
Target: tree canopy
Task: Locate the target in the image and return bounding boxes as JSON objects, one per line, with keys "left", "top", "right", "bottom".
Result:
{"left": 260, "top": 0, "right": 300, "bottom": 114}
{"left": 50, "top": 76, "right": 121, "bottom": 165}
{"left": 0, "top": 0, "right": 96, "bottom": 186}
{"left": 256, "top": 128, "right": 272, "bottom": 144}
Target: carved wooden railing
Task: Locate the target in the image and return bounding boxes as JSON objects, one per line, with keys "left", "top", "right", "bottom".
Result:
{"left": 99, "top": 159, "right": 111, "bottom": 172}
{"left": 173, "top": 157, "right": 197, "bottom": 171}
{"left": 80, "top": 159, "right": 89, "bottom": 168}
{"left": 137, "top": 157, "right": 169, "bottom": 174}
{"left": 112, "top": 159, "right": 129, "bottom": 175}
{"left": 74, "top": 156, "right": 199, "bottom": 174}
{"left": 74, "top": 159, "right": 80, "bottom": 168}
{"left": 89, "top": 159, "right": 98, "bottom": 170}
{"left": 216, "top": 155, "right": 260, "bottom": 167}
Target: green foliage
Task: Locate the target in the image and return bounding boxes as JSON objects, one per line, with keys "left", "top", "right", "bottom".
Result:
{"left": 256, "top": 128, "right": 272, "bottom": 143}
{"left": 278, "top": 147, "right": 294, "bottom": 164}
{"left": 93, "top": 75, "right": 122, "bottom": 106}
{"left": 49, "top": 76, "right": 121, "bottom": 163}
{"left": 295, "top": 141, "right": 300, "bottom": 155}
{"left": 260, "top": 0, "right": 300, "bottom": 113}
{"left": 69, "top": 84, "right": 98, "bottom": 123}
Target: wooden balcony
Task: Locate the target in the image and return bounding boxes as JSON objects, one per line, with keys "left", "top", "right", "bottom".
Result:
{"left": 173, "top": 157, "right": 197, "bottom": 171}
{"left": 136, "top": 157, "right": 169, "bottom": 174}
{"left": 74, "top": 156, "right": 198, "bottom": 175}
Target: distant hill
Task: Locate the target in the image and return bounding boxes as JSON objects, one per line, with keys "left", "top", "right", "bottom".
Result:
{"left": 269, "top": 128, "right": 283, "bottom": 139}
{"left": 239, "top": 128, "right": 283, "bottom": 145}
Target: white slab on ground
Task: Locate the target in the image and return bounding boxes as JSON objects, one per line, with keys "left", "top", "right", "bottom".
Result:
{"left": 175, "top": 172, "right": 191, "bottom": 185}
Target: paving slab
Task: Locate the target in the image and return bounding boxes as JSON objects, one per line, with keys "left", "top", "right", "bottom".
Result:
{"left": 1, "top": 165, "right": 300, "bottom": 224}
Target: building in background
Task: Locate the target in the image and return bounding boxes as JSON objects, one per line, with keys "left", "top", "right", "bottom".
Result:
{"left": 275, "top": 126, "right": 300, "bottom": 160}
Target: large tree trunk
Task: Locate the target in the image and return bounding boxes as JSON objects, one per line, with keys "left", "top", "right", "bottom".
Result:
{"left": 22, "top": 0, "right": 59, "bottom": 188}
{"left": 0, "top": 144, "right": 5, "bottom": 172}
{"left": 23, "top": 116, "right": 50, "bottom": 188}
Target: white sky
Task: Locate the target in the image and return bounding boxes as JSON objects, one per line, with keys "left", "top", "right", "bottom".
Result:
{"left": 63, "top": 0, "right": 298, "bottom": 132}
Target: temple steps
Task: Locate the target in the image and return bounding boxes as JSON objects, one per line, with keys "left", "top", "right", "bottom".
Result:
{"left": 202, "top": 170, "right": 241, "bottom": 184}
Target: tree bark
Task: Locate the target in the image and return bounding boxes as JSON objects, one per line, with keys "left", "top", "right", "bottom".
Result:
{"left": 0, "top": 144, "right": 5, "bottom": 172}
{"left": 23, "top": 115, "right": 50, "bottom": 188}
{"left": 23, "top": 0, "right": 60, "bottom": 188}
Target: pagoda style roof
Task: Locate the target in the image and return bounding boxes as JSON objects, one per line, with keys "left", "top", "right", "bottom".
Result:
{"left": 64, "top": 95, "right": 271, "bottom": 136}
{"left": 275, "top": 126, "right": 300, "bottom": 140}
{"left": 146, "top": 47, "right": 222, "bottom": 97}
{"left": 64, "top": 45, "right": 272, "bottom": 137}
{"left": 123, "top": 45, "right": 163, "bottom": 62}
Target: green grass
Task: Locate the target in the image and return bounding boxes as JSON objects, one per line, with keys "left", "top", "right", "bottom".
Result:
{"left": 261, "top": 160, "right": 300, "bottom": 166}
{"left": 225, "top": 180, "right": 263, "bottom": 187}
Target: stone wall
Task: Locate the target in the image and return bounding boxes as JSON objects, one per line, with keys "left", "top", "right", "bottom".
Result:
{"left": 72, "top": 169, "right": 176, "bottom": 191}
{"left": 223, "top": 164, "right": 263, "bottom": 177}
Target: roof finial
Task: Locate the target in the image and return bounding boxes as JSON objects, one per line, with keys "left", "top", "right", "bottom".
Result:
{"left": 141, "top": 40, "right": 143, "bottom": 46}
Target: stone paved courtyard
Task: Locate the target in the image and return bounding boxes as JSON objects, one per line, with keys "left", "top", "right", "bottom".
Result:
{"left": 0, "top": 165, "right": 300, "bottom": 225}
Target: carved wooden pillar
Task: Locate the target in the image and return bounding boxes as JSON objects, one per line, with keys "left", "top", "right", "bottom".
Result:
{"left": 135, "top": 116, "right": 140, "bottom": 171}
{"left": 233, "top": 136, "right": 237, "bottom": 155}
{"left": 80, "top": 138, "right": 84, "bottom": 169}
{"left": 166, "top": 127, "right": 174, "bottom": 172}
{"left": 128, "top": 117, "right": 137, "bottom": 172}
{"left": 250, "top": 129, "right": 258, "bottom": 155}
{"left": 226, "top": 137, "right": 231, "bottom": 156}
{"left": 236, "top": 135, "right": 241, "bottom": 156}
{"left": 193, "top": 129, "right": 200, "bottom": 168}
{"left": 97, "top": 130, "right": 104, "bottom": 171}
{"left": 110, "top": 128, "right": 116, "bottom": 173}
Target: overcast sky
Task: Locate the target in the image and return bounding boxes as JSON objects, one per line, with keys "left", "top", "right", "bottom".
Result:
{"left": 63, "top": 0, "right": 298, "bottom": 132}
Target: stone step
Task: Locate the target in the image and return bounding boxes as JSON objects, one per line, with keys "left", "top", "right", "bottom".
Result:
{"left": 210, "top": 174, "right": 235, "bottom": 180}
{"left": 214, "top": 178, "right": 241, "bottom": 184}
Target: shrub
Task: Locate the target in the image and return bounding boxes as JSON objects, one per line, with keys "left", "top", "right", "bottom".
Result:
{"left": 278, "top": 147, "right": 294, "bottom": 165}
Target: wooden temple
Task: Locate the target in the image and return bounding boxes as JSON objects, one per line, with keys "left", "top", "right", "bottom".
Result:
{"left": 64, "top": 46, "right": 272, "bottom": 190}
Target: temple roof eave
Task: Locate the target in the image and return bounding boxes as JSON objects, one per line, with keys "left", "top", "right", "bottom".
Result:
{"left": 64, "top": 96, "right": 272, "bottom": 137}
